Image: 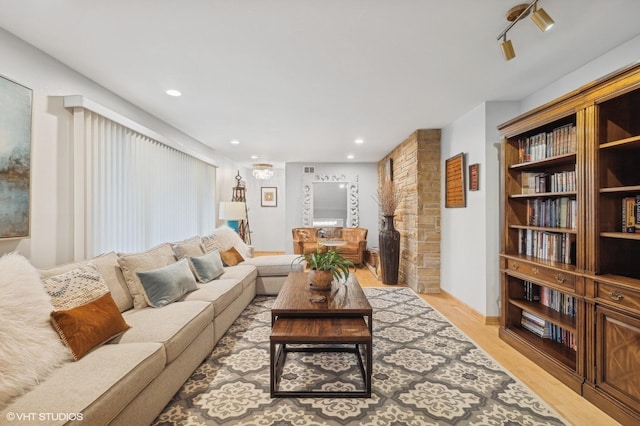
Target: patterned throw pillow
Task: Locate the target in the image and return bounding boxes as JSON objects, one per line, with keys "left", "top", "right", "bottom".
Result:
{"left": 42, "top": 261, "right": 131, "bottom": 361}
{"left": 43, "top": 262, "right": 109, "bottom": 311}
{"left": 201, "top": 234, "right": 224, "bottom": 253}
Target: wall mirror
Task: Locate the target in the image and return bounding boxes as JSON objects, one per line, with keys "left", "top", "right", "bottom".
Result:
{"left": 302, "top": 174, "right": 359, "bottom": 227}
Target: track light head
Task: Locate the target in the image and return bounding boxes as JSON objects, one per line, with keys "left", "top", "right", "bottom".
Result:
{"left": 497, "top": 1, "right": 554, "bottom": 61}
{"left": 501, "top": 36, "right": 515, "bottom": 61}
{"left": 531, "top": 4, "right": 555, "bottom": 32}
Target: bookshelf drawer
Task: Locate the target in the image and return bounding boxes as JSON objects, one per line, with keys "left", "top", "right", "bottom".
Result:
{"left": 595, "top": 282, "right": 640, "bottom": 315}
{"left": 506, "top": 259, "right": 576, "bottom": 292}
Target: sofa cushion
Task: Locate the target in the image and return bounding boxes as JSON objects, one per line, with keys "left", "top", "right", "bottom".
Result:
{"left": 220, "top": 247, "right": 244, "bottom": 266}
{"left": 171, "top": 236, "right": 204, "bottom": 259}
{"left": 189, "top": 249, "right": 225, "bottom": 283}
{"left": 136, "top": 259, "right": 198, "bottom": 308}
{"left": 117, "top": 243, "right": 177, "bottom": 309}
{"left": 0, "top": 342, "right": 165, "bottom": 425}
{"left": 218, "top": 264, "right": 258, "bottom": 291}
{"left": 0, "top": 253, "right": 70, "bottom": 409}
{"left": 40, "top": 252, "right": 133, "bottom": 313}
{"left": 42, "top": 262, "right": 109, "bottom": 310}
{"left": 50, "top": 293, "right": 131, "bottom": 360}
{"left": 180, "top": 279, "right": 243, "bottom": 318}
{"left": 116, "top": 300, "right": 213, "bottom": 363}
{"left": 241, "top": 254, "right": 304, "bottom": 277}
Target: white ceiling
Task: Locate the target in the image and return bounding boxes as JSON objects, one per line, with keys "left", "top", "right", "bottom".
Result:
{"left": 1, "top": 1, "right": 640, "bottom": 165}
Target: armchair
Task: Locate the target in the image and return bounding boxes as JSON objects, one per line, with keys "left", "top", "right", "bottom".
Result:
{"left": 337, "top": 227, "right": 368, "bottom": 266}
{"left": 292, "top": 227, "right": 322, "bottom": 255}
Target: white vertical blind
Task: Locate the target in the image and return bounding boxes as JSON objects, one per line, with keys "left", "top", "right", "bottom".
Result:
{"left": 73, "top": 108, "right": 216, "bottom": 258}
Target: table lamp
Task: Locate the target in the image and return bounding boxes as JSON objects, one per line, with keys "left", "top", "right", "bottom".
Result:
{"left": 219, "top": 201, "right": 246, "bottom": 232}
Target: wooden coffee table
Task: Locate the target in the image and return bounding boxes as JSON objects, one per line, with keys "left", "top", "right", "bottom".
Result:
{"left": 270, "top": 271, "right": 372, "bottom": 398}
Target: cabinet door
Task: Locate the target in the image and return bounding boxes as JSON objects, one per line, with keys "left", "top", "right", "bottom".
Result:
{"left": 596, "top": 305, "right": 640, "bottom": 411}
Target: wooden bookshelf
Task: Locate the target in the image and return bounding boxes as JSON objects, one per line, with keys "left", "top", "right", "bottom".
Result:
{"left": 499, "top": 63, "right": 640, "bottom": 425}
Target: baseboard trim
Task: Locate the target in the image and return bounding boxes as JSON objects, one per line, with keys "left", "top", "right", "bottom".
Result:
{"left": 429, "top": 289, "right": 500, "bottom": 326}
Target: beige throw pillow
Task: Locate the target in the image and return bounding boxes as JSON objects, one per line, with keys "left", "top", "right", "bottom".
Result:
{"left": 117, "top": 243, "right": 177, "bottom": 309}
{"left": 171, "top": 236, "right": 204, "bottom": 259}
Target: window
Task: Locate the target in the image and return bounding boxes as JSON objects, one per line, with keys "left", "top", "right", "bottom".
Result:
{"left": 69, "top": 101, "right": 215, "bottom": 258}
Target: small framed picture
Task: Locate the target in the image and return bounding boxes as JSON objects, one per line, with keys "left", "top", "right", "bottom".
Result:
{"left": 469, "top": 163, "right": 479, "bottom": 191}
{"left": 261, "top": 187, "right": 277, "bottom": 207}
{"left": 445, "top": 152, "right": 466, "bottom": 208}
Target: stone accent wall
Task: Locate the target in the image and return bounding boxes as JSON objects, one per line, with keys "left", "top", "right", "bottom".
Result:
{"left": 378, "top": 129, "right": 441, "bottom": 293}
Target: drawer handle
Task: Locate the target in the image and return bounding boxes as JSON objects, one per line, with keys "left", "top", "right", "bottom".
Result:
{"left": 554, "top": 273, "right": 566, "bottom": 283}
{"left": 609, "top": 290, "right": 624, "bottom": 301}
{"left": 512, "top": 262, "right": 519, "bottom": 271}
{"left": 531, "top": 267, "right": 539, "bottom": 274}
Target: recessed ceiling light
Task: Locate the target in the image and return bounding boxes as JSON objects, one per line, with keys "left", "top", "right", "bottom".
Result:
{"left": 250, "top": 155, "right": 258, "bottom": 159}
{"left": 347, "top": 154, "right": 355, "bottom": 160}
{"left": 355, "top": 139, "right": 364, "bottom": 144}
{"left": 165, "top": 89, "right": 182, "bottom": 97}
{"left": 230, "top": 140, "right": 240, "bottom": 145}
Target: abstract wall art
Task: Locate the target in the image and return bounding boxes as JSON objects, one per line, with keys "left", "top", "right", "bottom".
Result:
{"left": 0, "top": 75, "right": 32, "bottom": 239}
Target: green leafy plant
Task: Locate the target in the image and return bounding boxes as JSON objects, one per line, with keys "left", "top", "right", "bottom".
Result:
{"left": 295, "top": 248, "right": 354, "bottom": 281}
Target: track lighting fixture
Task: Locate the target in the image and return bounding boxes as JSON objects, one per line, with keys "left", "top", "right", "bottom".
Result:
{"left": 496, "top": 1, "right": 555, "bottom": 61}
{"left": 531, "top": 2, "right": 555, "bottom": 32}
{"left": 501, "top": 36, "right": 516, "bottom": 61}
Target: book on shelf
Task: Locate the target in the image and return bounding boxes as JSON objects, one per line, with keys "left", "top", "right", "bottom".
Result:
{"left": 516, "top": 124, "right": 576, "bottom": 163}
{"left": 521, "top": 316, "right": 551, "bottom": 338}
{"left": 525, "top": 197, "right": 576, "bottom": 229}
{"left": 637, "top": 195, "right": 640, "bottom": 233}
{"left": 523, "top": 281, "right": 541, "bottom": 302}
{"left": 517, "top": 229, "right": 576, "bottom": 264}
{"left": 520, "top": 170, "right": 575, "bottom": 194}
{"left": 623, "top": 196, "right": 637, "bottom": 232}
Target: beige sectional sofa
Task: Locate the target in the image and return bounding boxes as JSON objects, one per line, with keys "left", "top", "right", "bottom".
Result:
{"left": 0, "top": 227, "right": 302, "bottom": 425}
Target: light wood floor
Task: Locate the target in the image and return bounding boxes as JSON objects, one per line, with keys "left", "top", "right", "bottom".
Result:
{"left": 353, "top": 267, "right": 620, "bottom": 426}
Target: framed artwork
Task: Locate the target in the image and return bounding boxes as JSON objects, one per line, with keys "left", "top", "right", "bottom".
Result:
{"left": 261, "top": 187, "right": 277, "bottom": 207}
{"left": 383, "top": 157, "right": 394, "bottom": 182}
{"left": 0, "top": 75, "right": 32, "bottom": 239}
{"left": 445, "top": 152, "right": 466, "bottom": 208}
{"left": 469, "top": 163, "right": 480, "bottom": 191}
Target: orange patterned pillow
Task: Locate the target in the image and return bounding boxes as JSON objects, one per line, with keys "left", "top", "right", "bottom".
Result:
{"left": 220, "top": 247, "right": 244, "bottom": 266}
{"left": 50, "top": 293, "right": 130, "bottom": 360}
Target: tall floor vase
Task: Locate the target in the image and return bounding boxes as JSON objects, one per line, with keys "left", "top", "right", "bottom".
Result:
{"left": 379, "top": 215, "right": 400, "bottom": 285}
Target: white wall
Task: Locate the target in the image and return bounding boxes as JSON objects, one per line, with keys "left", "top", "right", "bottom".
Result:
{"left": 214, "top": 163, "right": 287, "bottom": 252}
{"left": 285, "top": 162, "right": 378, "bottom": 254}
{"left": 520, "top": 34, "right": 640, "bottom": 113}
{"left": 0, "top": 28, "right": 220, "bottom": 268}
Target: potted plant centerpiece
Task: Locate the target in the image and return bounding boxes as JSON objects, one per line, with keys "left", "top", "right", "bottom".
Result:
{"left": 296, "top": 248, "right": 354, "bottom": 290}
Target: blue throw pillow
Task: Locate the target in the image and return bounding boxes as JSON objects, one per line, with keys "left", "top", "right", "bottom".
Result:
{"left": 189, "top": 250, "right": 225, "bottom": 283}
{"left": 136, "top": 259, "right": 198, "bottom": 307}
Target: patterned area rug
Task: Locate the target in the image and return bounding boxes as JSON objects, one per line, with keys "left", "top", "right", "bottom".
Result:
{"left": 154, "top": 287, "right": 566, "bottom": 425}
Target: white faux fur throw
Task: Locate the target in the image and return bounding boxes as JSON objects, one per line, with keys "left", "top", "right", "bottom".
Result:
{"left": 0, "top": 252, "right": 70, "bottom": 409}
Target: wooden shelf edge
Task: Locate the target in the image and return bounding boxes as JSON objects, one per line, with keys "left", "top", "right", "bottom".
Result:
{"left": 509, "top": 153, "right": 576, "bottom": 170}
{"left": 510, "top": 191, "right": 577, "bottom": 199}
{"left": 599, "top": 185, "right": 640, "bottom": 194}
{"left": 599, "top": 134, "right": 640, "bottom": 150}
{"left": 600, "top": 232, "right": 640, "bottom": 240}
{"left": 499, "top": 327, "right": 583, "bottom": 394}
{"left": 510, "top": 224, "right": 577, "bottom": 234}
{"left": 501, "top": 253, "right": 578, "bottom": 272}
{"left": 509, "top": 299, "right": 577, "bottom": 332}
